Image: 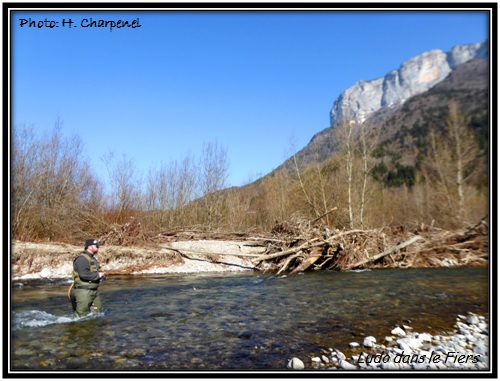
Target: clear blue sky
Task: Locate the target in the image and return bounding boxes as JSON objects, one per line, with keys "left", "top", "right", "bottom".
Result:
{"left": 11, "top": 7, "right": 489, "bottom": 188}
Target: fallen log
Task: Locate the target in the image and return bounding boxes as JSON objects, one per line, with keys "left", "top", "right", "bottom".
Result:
{"left": 289, "top": 249, "right": 323, "bottom": 275}
{"left": 309, "top": 206, "right": 338, "bottom": 225}
{"left": 277, "top": 251, "right": 303, "bottom": 275}
{"left": 247, "top": 237, "right": 286, "bottom": 243}
{"left": 342, "top": 235, "right": 424, "bottom": 270}
{"left": 252, "top": 238, "right": 322, "bottom": 263}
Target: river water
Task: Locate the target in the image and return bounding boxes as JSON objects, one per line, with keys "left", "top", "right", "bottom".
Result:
{"left": 10, "top": 267, "right": 489, "bottom": 372}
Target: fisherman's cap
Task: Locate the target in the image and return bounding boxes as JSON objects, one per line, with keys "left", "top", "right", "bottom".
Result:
{"left": 84, "top": 239, "right": 100, "bottom": 248}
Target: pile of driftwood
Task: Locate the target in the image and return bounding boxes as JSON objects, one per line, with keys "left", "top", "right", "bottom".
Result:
{"left": 98, "top": 216, "right": 488, "bottom": 274}
{"left": 249, "top": 218, "right": 488, "bottom": 274}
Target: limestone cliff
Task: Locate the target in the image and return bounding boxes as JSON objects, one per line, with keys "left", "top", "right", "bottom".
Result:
{"left": 330, "top": 40, "right": 488, "bottom": 126}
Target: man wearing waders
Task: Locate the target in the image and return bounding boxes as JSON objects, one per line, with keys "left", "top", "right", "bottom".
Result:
{"left": 69, "top": 239, "right": 107, "bottom": 317}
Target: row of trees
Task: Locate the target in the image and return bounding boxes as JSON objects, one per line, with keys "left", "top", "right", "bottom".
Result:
{"left": 11, "top": 103, "right": 488, "bottom": 243}
{"left": 11, "top": 120, "right": 231, "bottom": 242}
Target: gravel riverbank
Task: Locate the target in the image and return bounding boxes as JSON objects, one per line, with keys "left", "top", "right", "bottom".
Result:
{"left": 288, "top": 312, "right": 490, "bottom": 371}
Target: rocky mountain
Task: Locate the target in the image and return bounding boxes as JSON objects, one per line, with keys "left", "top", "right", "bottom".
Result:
{"left": 272, "top": 46, "right": 488, "bottom": 180}
{"left": 330, "top": 40, "right": 488, "bottom": 127}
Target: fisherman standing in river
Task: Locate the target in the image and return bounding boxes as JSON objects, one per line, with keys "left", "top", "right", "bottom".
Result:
{"left": 69, "top": 239, "right": 107, "bottom": 317}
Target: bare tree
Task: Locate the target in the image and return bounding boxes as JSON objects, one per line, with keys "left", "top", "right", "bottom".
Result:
{"left": 357, "top": 121, "right": 381, "bottom": 228}
{"left": 11, "top": 124, "right": 42, "bottom": 238}
{"left": 426, "top": 102, "right": 481, "bottom": 225}
{"left": 198, "top": 141, "right": 229, "bottom": 230}
{"left": 446, "top": 102, "right": 479, "bottom": 221}
{"left": 334, "top": 120, "right": 356, "bottom": 229}
{"left": 172, "top": 155, "right": 198, "bottom": 226}
{"left": 292, "top": 151, "right": 319, "bottom": 219}
{"left": 144, "top": 154, "right": 197, "bottom": 230}
{"left": 12, "top": 121, "right": 104, "bottom": 241}
{"left": 102, "top": 152, "right": 142, "bottom": 223}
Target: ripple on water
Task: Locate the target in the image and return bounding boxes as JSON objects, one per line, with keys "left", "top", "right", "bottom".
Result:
{"left": 10, "top": 268, "right": 489, "bottom": 370}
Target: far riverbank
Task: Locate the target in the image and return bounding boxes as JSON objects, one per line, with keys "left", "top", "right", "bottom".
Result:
{"left": 11, "top": 240, "right": 261, "bottom": 281}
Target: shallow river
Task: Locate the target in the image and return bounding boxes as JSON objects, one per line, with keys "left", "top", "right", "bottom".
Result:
{"left": 10, "top": 267, "right": 489, "bottom": 371}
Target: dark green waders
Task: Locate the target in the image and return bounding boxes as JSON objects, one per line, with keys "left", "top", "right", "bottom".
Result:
{"left": 69, "top": 284, "right": 103, "bottom": 317}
